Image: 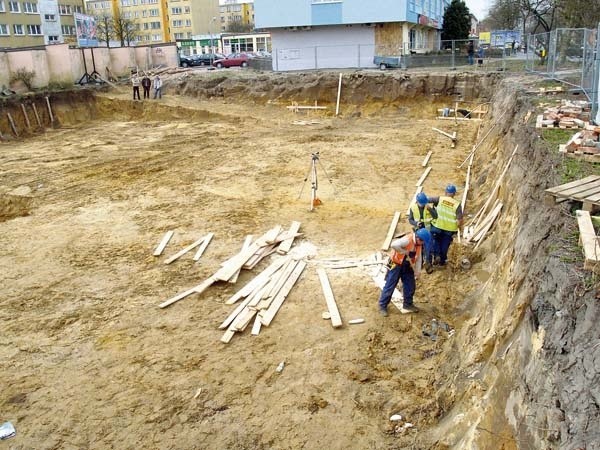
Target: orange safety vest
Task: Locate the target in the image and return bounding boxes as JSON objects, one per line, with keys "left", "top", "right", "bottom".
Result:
{"left": 390, "top": 233, "right": 422, "bottom": 265}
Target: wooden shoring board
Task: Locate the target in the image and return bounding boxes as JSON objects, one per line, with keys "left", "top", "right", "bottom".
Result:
{"left": 286, "top": 105, "right": 328, "bottom": 110}
{"left": 228, "top": 235, "right": 253, "bottom": 283}
{"left": 316, "top": 268, "right": 343, "bottom": 328}
{"left": 381, "top": 211, "right": 401, "bottom": 251}
{"left": 458, "top": 111, "right": 507, "bottom": 169}
{"left": 159, "top": 276, "right": 216, "bottom": 308}
{"left": 474, "top": 203, "right": 502, "bottom": 250}
{"left": 153, "top": 230, "right": 174, "bottom": 256}
{"left": 432, "top": 127, "right": 457, "bottom": 143}
{"left": 193, "top": 232, "right": 214, "bottom": 261}
{"left": 461, "top": 163, "right": 472, "bottom": 211}
{"left": 576, "top": 210, "right": 600, "bottom": 271}
{"left": 225, "top": 257, "right": 290, "bottom": 305}
{"left": 277, "top": 221, "right": 301, "bottom": 254}
{"left": 164, "top": 235, "right": 207, "bottom": 264}
{"left": 415, "top": 167, "right": 432, "bottom": 187}
{"left": 259, "top": 260, "right": 307, "bottom": 326}
{"left": 467, "top": 199, "right": 501, "bottom": 242}
{"left": 436, "top": 116, "right": 482, "bottom": 122}
{"left": 422, "top": 151, "right": 433, "bottom": 167}
{"left": 471, "top": 145, "right": 518, "bottom": 230}
{"left": 406, "top": 186, "right": 423, "bottom": 216}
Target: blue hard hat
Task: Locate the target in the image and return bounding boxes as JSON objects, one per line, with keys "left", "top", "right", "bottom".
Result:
{"left": 415, "top": 228, "right": 432, "bottom": 249}
{"left": 445, "top": 184, "right": 457, "bottom": 194}
{"left": 416, "top": 192, "right": 428, "bottom": 206}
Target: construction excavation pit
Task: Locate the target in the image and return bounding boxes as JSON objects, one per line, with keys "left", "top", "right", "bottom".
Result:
{"left": 1, "top": 70, "right": 599, "bottom": 450}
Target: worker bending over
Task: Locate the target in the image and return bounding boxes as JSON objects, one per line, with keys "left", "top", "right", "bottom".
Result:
{"left": 429, "top": 184, "right": 463, "bottom": 266}
{"left": 408, "top": 192, "right": 437, "bottom": 271}
{"left": 378, "top": 228, "right": 431, "bottom": 316}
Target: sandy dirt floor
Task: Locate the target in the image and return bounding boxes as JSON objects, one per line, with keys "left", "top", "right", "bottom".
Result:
{"left": 1, "top": 86, "right": 484, "bottom": 449}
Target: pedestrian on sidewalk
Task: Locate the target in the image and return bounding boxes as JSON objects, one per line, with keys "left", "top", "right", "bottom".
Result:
{"left": 429, "top": 184, "right": 463, "bottom": 266}
{"left": 378, "top": 228, "right": 431, "bottom": 316}
{"left": 153, "top": 75, "right": 163, "bottom": 99}
{"left": 141, "top": 73, "right": 151, "bottom": 99}
{"left": 467, "top": 41, "right": 474, "bottom": 65}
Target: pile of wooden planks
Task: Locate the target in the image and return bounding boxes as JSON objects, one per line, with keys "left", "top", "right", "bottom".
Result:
{"left": 220, "top": 256, "right": 307, "bottom": 343}
{"left": 558, "top": 125, "right": 600, "bottom": 160}
{"left": 545, "top": 175, "right": 600, "bottom": 212}
{"left": 159, "top": 223, "right": 302, "bottom": 309}
{"left": 535, "top": 99, "right": 591, "bottom": 129}
{"left": 575, "top": 210, "right": 600, "bottom": 273}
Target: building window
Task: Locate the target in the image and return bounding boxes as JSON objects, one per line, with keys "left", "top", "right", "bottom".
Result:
{"left": 143, "top": 22, "right": 148, "bottom": 29}
{"left": 0, "top": 24, "right": 9, "bottom": 34}
{"left": 59, "top": 4, "right": 71, "bottom": 14}
{"left": 134, "top": 11, "right": 138, "bottom": 17}
{"left": 123, "top": 11, "right": 130, "bottom": 18}
{"left": 44, "top": 13, "right": 55, "bottom": 20}
{"left": 171, "top": 6, "right": 181, "bottom": 14}
{"left": 141, "top": 10, "right": 146, "bottom": 17}
{"left": 148, "top": 0, "right": 157, "bottom": 4}
{"left": 9, "top": 1, "right": 20, "bottom": 12}
{"left": 0, "top": 1, "right": 5, "bottom": 12}
{"left": 13, "top": 23, "right": 25, "bottom": 34}
{"left": 23, "top": 2, "right": 38, "bottom": 13}
{"left": 48, "top": 35, "right": 58, "bottom": 42}
{"left": 172, "top": 19, "right": 182, "bottom": 27}
{"left": 174, "top": 32, "right": 183, "bottom": 39}
{"left": 185, "top": 19, "right": 190, "bottom": 26}
{"left": 61, "top": 24, "right": 70, "bottom": 33}
{"left": 27, "top": 24, "right": 41, "bottom": 34}
{"left": 184, "top": 6, "right": 189, "bottom": 12}
{"left": 150, "top": 21, "right": 160, "bottom": 29}
{"left": 149, "top": 8, "right": 158, "bottom": 15}
{"left": 74, "top": 5, "right": 81, "bottom": 12}
{"left": 152, "top": 33, "right": 160, "bottom": 40}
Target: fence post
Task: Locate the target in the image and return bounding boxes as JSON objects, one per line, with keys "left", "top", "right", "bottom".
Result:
{"left": 592, "top": 23, "right": 600, "bottom": 123}
{"left": 451, "top": 40, "right": 455, "bottom": 70}
{"left": 275, "top": 49, "right": 279, "bottom": 71}
{"left": 314, "top": 46, "right": 318, "bottom": 70}
{"left": 358, "top": 44, "right": 361, "bottom": 68}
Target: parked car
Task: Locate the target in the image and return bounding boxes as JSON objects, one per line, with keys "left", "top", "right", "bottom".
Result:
{"left": 212, "top": 53, "right": 250, "bottom": 68}
{"left": 180, "top": 53, "right": 225, "bottom": 68}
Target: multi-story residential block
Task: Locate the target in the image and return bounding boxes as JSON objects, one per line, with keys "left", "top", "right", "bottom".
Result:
{"left": 255, "top": 0, "right": 450, "bottom": 70}
{"left": 0, "top": 0, "right": 83, "bottom": 48}
{"left": 219, "top": 0, "right": 252, "bottom": 32}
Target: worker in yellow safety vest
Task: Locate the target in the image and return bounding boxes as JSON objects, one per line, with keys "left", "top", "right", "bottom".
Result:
{"left": 408, "top": 192, "right": 437, "bottom": 270}
{"left": 429, "top": 184, "right": 463, "bottom": 266}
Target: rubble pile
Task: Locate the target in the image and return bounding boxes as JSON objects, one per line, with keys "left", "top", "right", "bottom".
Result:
{"left": 559, "top": 124, "right": 600, "bottom": 156}
{"left": 536, "top": 99, "right": 591, "bottom": 129}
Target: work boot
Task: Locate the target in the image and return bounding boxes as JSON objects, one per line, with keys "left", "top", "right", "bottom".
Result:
{"left": 379, "top": 308, "right": 388, "bottom": 317}
{"left": 400, "top": 305, "right": 419, "bottom": 314}
{"left": 424, "top": 262, "right": 434, "bottom": 274}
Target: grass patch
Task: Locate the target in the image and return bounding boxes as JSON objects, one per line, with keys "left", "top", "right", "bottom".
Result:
{"left": 540, "top": 128, "right": 600, "bottom": 183}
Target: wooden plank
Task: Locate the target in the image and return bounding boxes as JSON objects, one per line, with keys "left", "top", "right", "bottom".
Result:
{"left": 415, "top": 167, "right": 432, "bottom": 187}
{"left": 432, "top": 127, "right": 455, "bottom": 140}
{"left": 436, "top": 116, "right": 482, "bottom": 122}
{"left": 576, "top": 210, "right": 600, "bottom": 270}
{"left": 316, "top": 268, "right": 343, "bottom": 328}
{"left": 228, "top": 235, "right": 253, "bottom": 283}
{"left": 469, "top": 200, "right": 501, "bottom": 240}
{"left": 286, "top": 105, "right": 328, "bottom": 110}
{"left": 259, "top": 260, "right": 307, "bottom": 326}
{"left": 264, "top": 225, "right": 283, "bottom": 244}
{"left": 406, "top": 186, "right": 423, "bottom": 215}
{"left": 251, "top": 315, "right": 262, "bottom": 335}
{"left": 153, "top": 230, "right": 174, "bottom": 256}
{"left": 219, "top": 293, "right": 256, "bottom": 330}
{"left": 159, "top": 276, "right": 216, "bottom": 308}
{"left": 473, "top": 203, "right": 503, "bottom": 243}
{"left": 277, "top": 221, "right": 301, "bottom": 254}
{"left": 381, "top": 211, "right": 401, "bottom": 251}
{"left": 583, "top": 191, "right": 600, "bottom": 203}
{"left": 335, "top": 73, "right": 342, "bottom": 116}
{"left": 164, "top": 235, "right": 207, "bottom": 264}
{"left": 422, "top": 151, "right": 432, "bottom": 167}
{"left": 554, "top": 182, "right": 600, "bottom": 200}
{"left": 225, "top": 257, "right": 289, "bottom": 305}
{"left": 220, "top": 329, "right": 236, "bottom": 344}
{"left": 545, "top": 175, "right": 600, "bottom": 194}
{"left": 193, "top": 232, "right": 214, "bottom": 261}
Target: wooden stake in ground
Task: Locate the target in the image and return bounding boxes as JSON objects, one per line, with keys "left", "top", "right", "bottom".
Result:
{"left": 316, "top": 268, "right": 343, "bottom": 328}
{"left": 7, "top": 113, "right": 18, "bottom": 137}
{"left": 31, "top": 103, "right": 42, "bottom": 127}
{"left": 335, "top": 73, "right": 343, "bottom": 116}
{"left": 45, "top": 97, "right": 54, "bottom": 123}
{"left": 21, "top": 104, "right": 31, "bottom": 130}
{"left": 432, "top": 127, "right": 456, "bottom": 148}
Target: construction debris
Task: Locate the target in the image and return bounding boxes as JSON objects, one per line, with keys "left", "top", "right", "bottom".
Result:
{"left": 575, "top": 210, "right": 600, "bottom": 272}
{"left": 535, "top": 99, "right": 591, "bottom": 129}
{"left": 558, "top": 124, "right": 600, "bottom": 160}
{"left": 317, "top": 267, "right": 343, "bottom": 328}
{"left": 545, "top": 175, "right": 600, "bottom": 212}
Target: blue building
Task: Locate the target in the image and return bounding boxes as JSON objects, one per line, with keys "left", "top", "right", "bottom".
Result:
{"left": 255, "top": 0, "right": 450, "bottom": 70}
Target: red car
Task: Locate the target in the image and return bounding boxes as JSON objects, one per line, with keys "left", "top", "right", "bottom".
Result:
{"left": 212, "top": 53, "right": 250, "bottom": 68}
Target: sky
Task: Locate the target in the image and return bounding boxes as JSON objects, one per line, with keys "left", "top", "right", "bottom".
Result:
{"left": 464, "top": 0, "right": 491, "bottom": 20}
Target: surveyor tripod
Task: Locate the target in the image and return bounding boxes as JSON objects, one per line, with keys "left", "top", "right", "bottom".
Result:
{"left": 298, "top": 152, "right": 334, "bottom": 211}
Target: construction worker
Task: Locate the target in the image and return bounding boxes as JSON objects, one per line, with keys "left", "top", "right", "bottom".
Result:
{"left": 408, "top": 192, "right": 437, "bottom": 271}
{"left": 429, "top": 184, "right": 463, "bottom": 266}
{"left": 378, "top": 228, "right": 431, "bottom": 316}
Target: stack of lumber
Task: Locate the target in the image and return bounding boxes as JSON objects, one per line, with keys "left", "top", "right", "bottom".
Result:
{"left": 313, "top": 255, "right": 385, "bottom": 269}
{"left": 558, "top": 125, "right": 600, "bottom": 158}
{"left": 535, "top": 99, "right": 591, "bottom": 129}
{"left": 219, "top": 256, "right": 307, "bottom": 343}
{"left": 575, "top": 210, "right": 600, "bottom": 272}
{"left": 159, "top": 223, "right": 302, "bottom": 309}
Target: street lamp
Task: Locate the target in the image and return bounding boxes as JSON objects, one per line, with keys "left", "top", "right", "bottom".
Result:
{"left": 209, "top": 16, "right": 217, "bottom": 66}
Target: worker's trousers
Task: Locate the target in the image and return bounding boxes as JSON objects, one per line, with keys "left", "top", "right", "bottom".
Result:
{"left": 430, "top": 226, "right": 455, "bottom": 265}
{"left": 378, "top": 259, "right": 416, "bottom": 310}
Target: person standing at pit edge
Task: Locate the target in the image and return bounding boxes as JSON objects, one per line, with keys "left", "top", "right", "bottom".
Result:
{"left": 429, "top": 184, "right": 463, "bottom": 266}
{"left": 378, "top": 228, "right": 432, "bottom": 317}
{"left": 153, "top": 75, "right": 163, "bottom": 99}
{"left": 131, "top": 72, "right": 141, "bottom": 101}
{"left": 141, "top": 74, "right": 151, "bottom": 99}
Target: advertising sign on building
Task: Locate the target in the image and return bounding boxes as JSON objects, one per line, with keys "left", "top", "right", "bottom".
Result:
{"left": 75, "top": 13, "right": 98, "bottom": 47}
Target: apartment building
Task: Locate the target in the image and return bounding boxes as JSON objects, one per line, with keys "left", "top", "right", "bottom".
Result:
{"left": 255, "top": 0, "right": 450, "bottom": 70}
{"left": 0, "top": 0, "right": 83, "bottom": 48}
{"left": 219, "top": 0, "right": 252, "bottom": 32}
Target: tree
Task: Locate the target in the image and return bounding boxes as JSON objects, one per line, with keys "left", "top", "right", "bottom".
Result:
{"left": 94, "top": 13, "right": 114, "bottom": 48}
{"left": 559, "top": 0, "right": 600, "bottom": 28}
{"left": 226, "top": 21, "right": 254, "bottom": 33}
{"left": 113, "top": 13, "right": 139, "bottom": 47}
{"left": 486, "top": 0, "right": 520, "bottom": 29}
{"left": 441, "top": 0, "right": 471, "bottom": 41}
